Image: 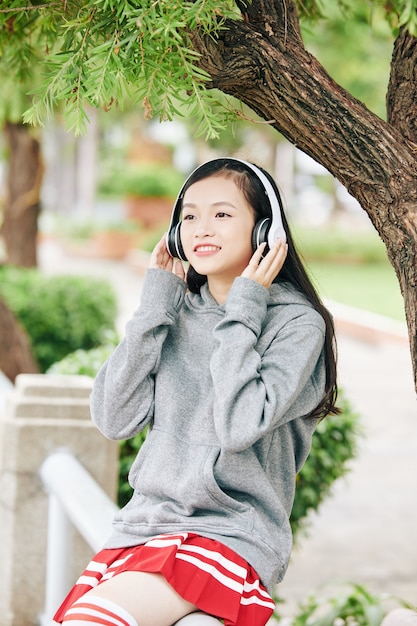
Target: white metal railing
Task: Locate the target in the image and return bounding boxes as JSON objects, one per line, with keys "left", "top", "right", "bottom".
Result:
{"left": 39, "top": 450, "right": 118, "bottom": 626}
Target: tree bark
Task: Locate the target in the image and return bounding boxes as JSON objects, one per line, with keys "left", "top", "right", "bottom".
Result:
{"left": 190, "top": 0, "right": 417, "bottom": 392}
{"left": 387, "top": 26, "right": 417, "bottom": 144}
{"left": 1, "top": 122, "right": 44, "bottom": 267}
{"left": 0, "top": 298, "right": 39, "bottom": 383}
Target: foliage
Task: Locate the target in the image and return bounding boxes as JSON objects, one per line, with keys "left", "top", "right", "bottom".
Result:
{"left": 117, "top": 429, "right": 149, "bottom": 507}
{"left": 295, "top": 0, "right": 417, "bottom": 36}
{"left": 47, "top": 337, "right": 118, "bottom": 376}
{"left": 291, "top": 390, "right": 361, "bottom": 538}
{"left": 283, "top": 582, "right": 414, "bottom": 626}
{"left": 0, "top": 1, "right": 241, "bottom": 137}
{"left": 98, "top": 163, "right": 184, "bottom": 198}
{"left": 0, "top": 266, "right": 117, "bottom": 371}
{"left": 0, "top": 1, "right": 416, "bottom": 136}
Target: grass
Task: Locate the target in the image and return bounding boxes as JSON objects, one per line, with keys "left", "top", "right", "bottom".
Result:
{"left": 307, "top": 260, "right": 405, "bottom": 321}
{"left": 292, "top": 224, "right": 406, "bottom": 322}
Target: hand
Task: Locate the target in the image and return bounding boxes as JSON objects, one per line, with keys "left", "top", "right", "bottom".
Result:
{"left": 149, "top": 235, "right": 186, "bottom": 280}
{"left": 241, "top": 239, "right": 288, "bottom": 289}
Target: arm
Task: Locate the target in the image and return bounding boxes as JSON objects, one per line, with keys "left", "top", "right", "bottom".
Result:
{"left": 210, "top": 277, "right": 326, "bottom": 452}
{"left": 90, "top": 267, "right": 186, "bottom": 440}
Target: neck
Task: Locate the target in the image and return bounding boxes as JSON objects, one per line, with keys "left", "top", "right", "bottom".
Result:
{"left": 206, "top": 277, "right": 234, "bottom": 304}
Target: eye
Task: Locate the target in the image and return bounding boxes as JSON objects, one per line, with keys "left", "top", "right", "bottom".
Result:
{"left": 215, "top": 211, "right": 231, "bottom": 218}
{"left": 182, "top": 213, "right": 195, "bottom": 221}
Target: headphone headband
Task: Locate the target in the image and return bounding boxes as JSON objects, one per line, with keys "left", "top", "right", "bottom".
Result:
{"left": 231, "top": 158, "right": 286, "bottom": 245}
{"left": 166, "top": 157, "right": 286, "bottom": 259}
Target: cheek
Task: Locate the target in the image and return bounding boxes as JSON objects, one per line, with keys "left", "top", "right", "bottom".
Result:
{"left": 240, "top": 223, "right": 255, "bottom": 254}
{"left": 231, "top": 233, "right": 254, "bottom": 268}
{"left": 180, "top": 223, "right": 191, "bottom": 248}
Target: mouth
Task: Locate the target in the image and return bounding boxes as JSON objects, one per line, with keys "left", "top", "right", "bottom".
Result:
{"left": 193, "top": 244, "right": 221, "bottom": 255}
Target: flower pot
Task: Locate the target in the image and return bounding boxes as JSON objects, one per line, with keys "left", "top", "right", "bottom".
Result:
{"left": 125, "top": 196, "right": 173, "bottom": 229}
{"left": 91, "top": 231, "right": 136, "bottom": 259}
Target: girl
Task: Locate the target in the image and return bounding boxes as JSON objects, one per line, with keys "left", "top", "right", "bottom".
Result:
{"left": 54, "top": 158, "right": 339, "bottom": 626}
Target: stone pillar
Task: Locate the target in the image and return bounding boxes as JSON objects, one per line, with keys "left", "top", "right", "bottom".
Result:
{"left": 0, "top": 374, "right": 119, "bottom": 626}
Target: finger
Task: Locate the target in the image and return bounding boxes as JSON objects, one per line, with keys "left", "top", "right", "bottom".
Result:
{"left": 248, "top": 242, "right": 267, "bottom": 268}
{"left": 173, "top": 259, "right": 185, "bottom": 279}
{"left": 265, "top": 243, "right": 288, "bottom": 282}
{"left": 263, "top": 241, "right": 287, "bottom": 272}
{"left": 164, "top": 255, "right": 174, "bottom": 272}
{"left": 268, "top": 238, "right": 287, "bottom": 259}
{"left": 248, "top": 241, "right": 288, "bottom": 288}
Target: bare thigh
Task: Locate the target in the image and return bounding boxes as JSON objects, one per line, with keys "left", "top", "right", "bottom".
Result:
{"left": 77, "top": 571, "right": 198, "bottom": 626}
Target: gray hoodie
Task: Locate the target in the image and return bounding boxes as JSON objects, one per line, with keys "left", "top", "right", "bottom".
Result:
{"left": 90, "top": 268, "right": 326, "bottom": 593}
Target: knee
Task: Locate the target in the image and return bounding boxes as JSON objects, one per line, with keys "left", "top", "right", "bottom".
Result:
{"left": 174, "top": 613, "right": 222, "bottom": 625}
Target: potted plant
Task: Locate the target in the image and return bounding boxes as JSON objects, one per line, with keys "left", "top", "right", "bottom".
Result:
{"left": 60, "top": 219, "right": 140, "bottom": 260}
{"left": 91, "top": 221, "right": 140, "bottom": 259}
{"left": 98, "top": 163, "right": 183, "bottom": 229}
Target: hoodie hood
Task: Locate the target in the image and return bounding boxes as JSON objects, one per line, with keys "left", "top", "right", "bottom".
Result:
{"left": 186, "top": 278, "right": 316, "bottom": 315}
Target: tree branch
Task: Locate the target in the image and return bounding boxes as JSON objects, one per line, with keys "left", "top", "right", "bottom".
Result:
{"left": 387, "top": 26, "right": 417, "bottom": 144}
{"left": 190, "top": 0, "right": 417, "bottom": 390}
{"left": 0, "top": 3, "right": 62, "bottom": 13}
{"left": 236, "top": 0, "right": 302, "bottom": 41}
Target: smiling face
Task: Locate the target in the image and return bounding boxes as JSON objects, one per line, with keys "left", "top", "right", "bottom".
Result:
{"left": 180, "top": 175, "right": 255, "bottom": 296}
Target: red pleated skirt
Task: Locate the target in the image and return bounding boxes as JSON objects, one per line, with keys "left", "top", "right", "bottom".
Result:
{"left": 53, "top": 532, "right": 275, "bottom": 626}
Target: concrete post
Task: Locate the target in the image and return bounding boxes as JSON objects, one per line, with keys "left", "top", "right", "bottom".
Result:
{"left": 0, "top": 374, "right": 119, "bottom": 626}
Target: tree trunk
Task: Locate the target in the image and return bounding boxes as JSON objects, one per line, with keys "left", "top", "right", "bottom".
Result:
{"left": 1, "top": 122, "right": 44, "bottom": 267}
{"left": 191, "top": 0, "right": 417, "bottom": 392}
{"left": 0, "top": 298, "right": 39, "bottom": 383}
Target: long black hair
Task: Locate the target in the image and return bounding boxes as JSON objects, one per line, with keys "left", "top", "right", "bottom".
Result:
{"left": 180, "top": 158, "right": 340, "bottom": 420}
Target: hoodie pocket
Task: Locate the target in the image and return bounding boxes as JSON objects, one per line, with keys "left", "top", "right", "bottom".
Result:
{"left": 202, "top": 447, "right": 251, "bottom": 518}
{"left": 127, "top": 426, "right": 253, "bottom": 530}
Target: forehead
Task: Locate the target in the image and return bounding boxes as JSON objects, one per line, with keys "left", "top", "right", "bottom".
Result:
{"left": 182, "top": 175, "right": 247, "bottom": 203}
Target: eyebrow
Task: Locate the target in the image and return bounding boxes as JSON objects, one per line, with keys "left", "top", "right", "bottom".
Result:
{"left": 182, "top": 201, "right": 239, "bottom": 210}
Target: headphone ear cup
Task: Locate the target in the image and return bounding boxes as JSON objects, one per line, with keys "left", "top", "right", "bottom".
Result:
{"left": 167, "top": 223, "right": 187, "bottom": 262}
{"left": 166, "top": 226, "right": 176, "bottom": 257}
{"left": 176, "top": 224, "right": 187, "bottom": 262}
{"left": 252, "top": 218, "right": 271, "bottom": 253}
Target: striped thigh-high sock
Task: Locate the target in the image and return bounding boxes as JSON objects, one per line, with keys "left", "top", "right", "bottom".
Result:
{"left": 62, "top": 595, "right": 138, "bottom": 626}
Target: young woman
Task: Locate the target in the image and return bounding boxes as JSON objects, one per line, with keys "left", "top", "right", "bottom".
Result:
{"left": 54, "top": 158, "right": 339, "bottom": 626}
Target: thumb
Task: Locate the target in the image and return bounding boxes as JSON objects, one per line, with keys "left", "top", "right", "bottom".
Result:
{"left": 173, "top": 259, "right": 185, "bottom": 280}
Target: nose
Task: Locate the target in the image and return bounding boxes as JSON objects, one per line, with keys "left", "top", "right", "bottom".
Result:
{"left": 194, "top": 216, "right": 214, "bottom": 238}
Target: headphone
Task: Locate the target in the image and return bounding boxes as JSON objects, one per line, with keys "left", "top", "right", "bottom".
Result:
{"left": 166, "top": 158, "right": 286, "bottom": 261}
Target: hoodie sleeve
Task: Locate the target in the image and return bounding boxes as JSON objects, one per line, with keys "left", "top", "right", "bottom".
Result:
{"left": 90, "top": 269, "right": 186, "bottom": 440}
{"left": 210, "top": 277, "right": 326, "bottom": 452}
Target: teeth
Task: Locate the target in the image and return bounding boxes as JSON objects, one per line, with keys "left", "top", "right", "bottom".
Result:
{"left": 196, "top": 246, "right": 218, "bottom": 252}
